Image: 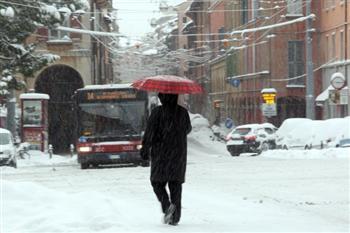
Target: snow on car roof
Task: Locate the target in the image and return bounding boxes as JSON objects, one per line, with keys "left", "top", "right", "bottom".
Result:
{"left": 260, "top": 122, "right": 276, "bottom": 128}
{"left": 236, "top": 124, "right": 262, "bottom": 129}
{"left": 78, "top": 83, "right": 132, "bottom": 90}
{"left": 0, "top": 128, "right": 11, "bottom": 134}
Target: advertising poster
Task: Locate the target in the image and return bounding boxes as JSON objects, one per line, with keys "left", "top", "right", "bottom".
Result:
{"left": 23, "top": 101, "right": 42, "bottom": 126}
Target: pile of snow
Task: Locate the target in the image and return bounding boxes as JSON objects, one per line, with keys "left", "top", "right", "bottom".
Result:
{"left": 17, "top": 150, "right": 77, "bottom": 168}
{"left": 261, "top": 148, "right": 350, "bottom": 159}
{"left": 2, "top": 180, "right": 126, "bottom": 232}
{"left": 188, "top": 113, "right": 229, "bottom": 156}
{"left": 142, "top": 49, "right": 158, "bottom": 55}
{"left": 211, "top": 123, "right": 232, "bottom": 140}
{"left": 0, "top": 6, "right": 14, "bottom": 18}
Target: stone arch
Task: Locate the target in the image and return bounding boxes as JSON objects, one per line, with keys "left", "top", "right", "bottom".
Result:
{"left": 35, "top": 64, "right": 84, "bottom": 153}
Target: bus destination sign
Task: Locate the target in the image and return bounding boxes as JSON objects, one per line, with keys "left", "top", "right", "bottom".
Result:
{"left": 85, "top": 91, "right": 137, "bottom": 100}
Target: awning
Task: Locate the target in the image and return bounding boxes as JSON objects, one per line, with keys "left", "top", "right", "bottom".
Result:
{"left": 316, "top": 86, "right": 333, "bottom": 102}
{"left": 316, "top": 85, "right": 348, "bottom": 102}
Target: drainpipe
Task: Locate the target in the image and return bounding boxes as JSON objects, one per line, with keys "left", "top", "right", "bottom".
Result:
{"left": 90, "top": 0, "right": 96, "bottom": 84}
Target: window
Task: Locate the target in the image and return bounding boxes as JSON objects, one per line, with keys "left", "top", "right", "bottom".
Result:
{"left": 183, "top": 17, "right": 187, "bottom": 23}
{"left": 252, "top": 0, "right": 260, "bottom": 19}
{"left": 49, "top": 13, "right": 69, "bottom": 40}
{"left": 218, "top": 27, "right": 225, "bottom": 52}
{"left": 340, "top": 31, "right": 344, "bottom": 60}
{"left": 288, "top": 41, "right": 305, "bottom": 85}
{"left": 287, "top": 0, "right": 303, "bottom": 16}
{"left": 326, "top": 35, "right": 329, "bottom": 60}
{"left": 242, "top": 0, "right": 248, "bottom": 24}
{"left": 332, "top": 33, "right": 336, "bottom": 59}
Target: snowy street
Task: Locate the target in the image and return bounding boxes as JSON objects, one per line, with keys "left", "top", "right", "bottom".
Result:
{"left": 2, "top": 137, "right": 349, "bottom": 232}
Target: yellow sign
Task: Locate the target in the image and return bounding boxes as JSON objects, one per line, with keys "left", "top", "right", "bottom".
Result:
{"left": 86, "top": 91, "right": 136, "bottom": 100}
{"left": 262, "top": 93, "right": 276, "bottom": 104}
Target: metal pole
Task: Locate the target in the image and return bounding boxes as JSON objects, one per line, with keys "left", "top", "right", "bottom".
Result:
{"left": 305, "top": 0, "right": 315, "bottom": 119}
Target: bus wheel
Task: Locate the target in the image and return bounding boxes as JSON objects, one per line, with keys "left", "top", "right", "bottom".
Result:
{"left": 80, "top": 163, "right": 89, "bottom": 169}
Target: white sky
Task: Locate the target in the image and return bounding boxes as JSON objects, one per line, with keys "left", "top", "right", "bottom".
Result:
{"left": 112, "top": 0, "right": 185, "bottom": 38}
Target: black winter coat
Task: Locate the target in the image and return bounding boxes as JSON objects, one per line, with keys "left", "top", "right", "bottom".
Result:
{"left": 141, "top": 94, "right": 192, "bottom": 183}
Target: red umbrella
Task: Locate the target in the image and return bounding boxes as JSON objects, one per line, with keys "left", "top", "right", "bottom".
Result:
{"left": 131, "top": 75, "right": 203, "bottom": 94}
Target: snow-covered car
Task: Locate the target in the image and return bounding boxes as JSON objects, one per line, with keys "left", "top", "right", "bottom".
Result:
{"left": 336, "top": 138, "right": 350, "bottom": 148}
{"left": 276, "top": 117, "right": 350, "bottom": 150}
{"left": 226, "top": 123, "right": 277, "bottom": 156}
{"left": 0, "top": 128, "right": 17, "bottom": 168}
{"left": 275, "top": 118, "right": 312, "bottom": 149}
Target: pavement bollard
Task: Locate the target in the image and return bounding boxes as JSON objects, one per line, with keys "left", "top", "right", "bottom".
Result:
{"left": 48, "top": 144, "right": 53, "bottom": 159}
{"left": 70, "top": 144, "right": 74, "bottom": 157}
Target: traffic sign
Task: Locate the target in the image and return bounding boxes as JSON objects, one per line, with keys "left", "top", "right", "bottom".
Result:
{"left": 229, "top": 79, "right": 240, "bottom": 87}
{"left": 225, "top": 118, "right": 234, "bottom": 129}
{"left": 330, "top": 72, "right": 346, "bottom": 90}
{"left": 262, "top": 103, "right": 277, "bottom": 117}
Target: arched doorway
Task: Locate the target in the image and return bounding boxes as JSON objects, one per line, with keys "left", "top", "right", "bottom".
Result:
{"left": 276, "top": 96, "right": 306, "bottom": 126}
{"left": 35, "top": 65, "right": 84, "bottom": 153}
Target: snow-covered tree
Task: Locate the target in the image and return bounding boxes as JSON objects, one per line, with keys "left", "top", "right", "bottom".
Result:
{"left": 0, "top": 0, "right": 89, "bottom": 96}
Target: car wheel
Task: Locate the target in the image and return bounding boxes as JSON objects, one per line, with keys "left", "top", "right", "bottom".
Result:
{"left": 10, "top": 160, "right": 17, "bottom": 168}
{"left": 92, "top": 163, "right": 99, "bottom": 168}
{"left": 229, "top": 151, "right": 240, "bottom": 156}
{"left": 259, "top": 143, "right": 269, "bottom": 154}
{"left": 269, "top": 142, "right": 277, "bottom": 150}
{"left": 80, "top": 163, "right": 89, "bottom": 169}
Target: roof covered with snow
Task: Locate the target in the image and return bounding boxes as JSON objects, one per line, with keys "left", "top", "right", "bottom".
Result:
{"left": 19, "top": 93, "right": 50, "bottom": 100}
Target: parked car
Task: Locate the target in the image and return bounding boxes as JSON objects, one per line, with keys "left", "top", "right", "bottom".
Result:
{"left": 0, "top": 128, "right": 17, "bottom": 168}
{"left": 226, "top": 123, "right": 277, "bottom": 156}
{"left": 336, "top": 138, "right": 350, "bottom": 148}
{"left": 275, "top": 118, "right": 312, "bottom": 149}
{"left": 276, "top": 117, "right": 350, "bottom": 150}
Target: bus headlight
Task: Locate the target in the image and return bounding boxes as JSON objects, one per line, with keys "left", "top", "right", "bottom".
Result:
{"left": 136, "top": 145, "right": 142, "bottom": 150}
{"left": 78, "top": 146, "right": 92, "bottom": 153}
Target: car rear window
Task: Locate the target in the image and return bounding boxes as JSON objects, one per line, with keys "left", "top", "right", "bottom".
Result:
{"left": 233, "top": 128, "right": 251, "bottom": 136}
{"left": 264, "top": 128, "right": 274, "bottom": 134}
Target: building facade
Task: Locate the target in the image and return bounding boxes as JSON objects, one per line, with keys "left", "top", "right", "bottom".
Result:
{"left": 316, "top": 0, "right": 349, "bottom": 118}
{"left": 19, "top": 0, "right": 116, "bottom": 152}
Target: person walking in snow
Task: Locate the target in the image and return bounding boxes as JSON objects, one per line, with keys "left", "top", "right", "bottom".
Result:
{"left": 140, "top": 93, "right": 192, "bottom": 225}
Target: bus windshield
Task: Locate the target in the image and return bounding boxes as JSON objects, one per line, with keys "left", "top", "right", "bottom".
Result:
{"left": 79, "top": 101, "right": 146, "bottom": 137}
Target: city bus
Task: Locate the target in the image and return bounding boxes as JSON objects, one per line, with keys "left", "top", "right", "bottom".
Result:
{"left": 74, "top": 83, "right": 149, "bottom": 169}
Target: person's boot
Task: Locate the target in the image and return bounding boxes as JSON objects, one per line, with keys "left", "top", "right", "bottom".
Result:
{"left": 168, "top": 219, "right": 178, "bottom": 226}
{"left": 163, "top": 204, "right": 176, "bottom": 224}
{"left": 168, "top": 204, "right": 180, "bottom": 225}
